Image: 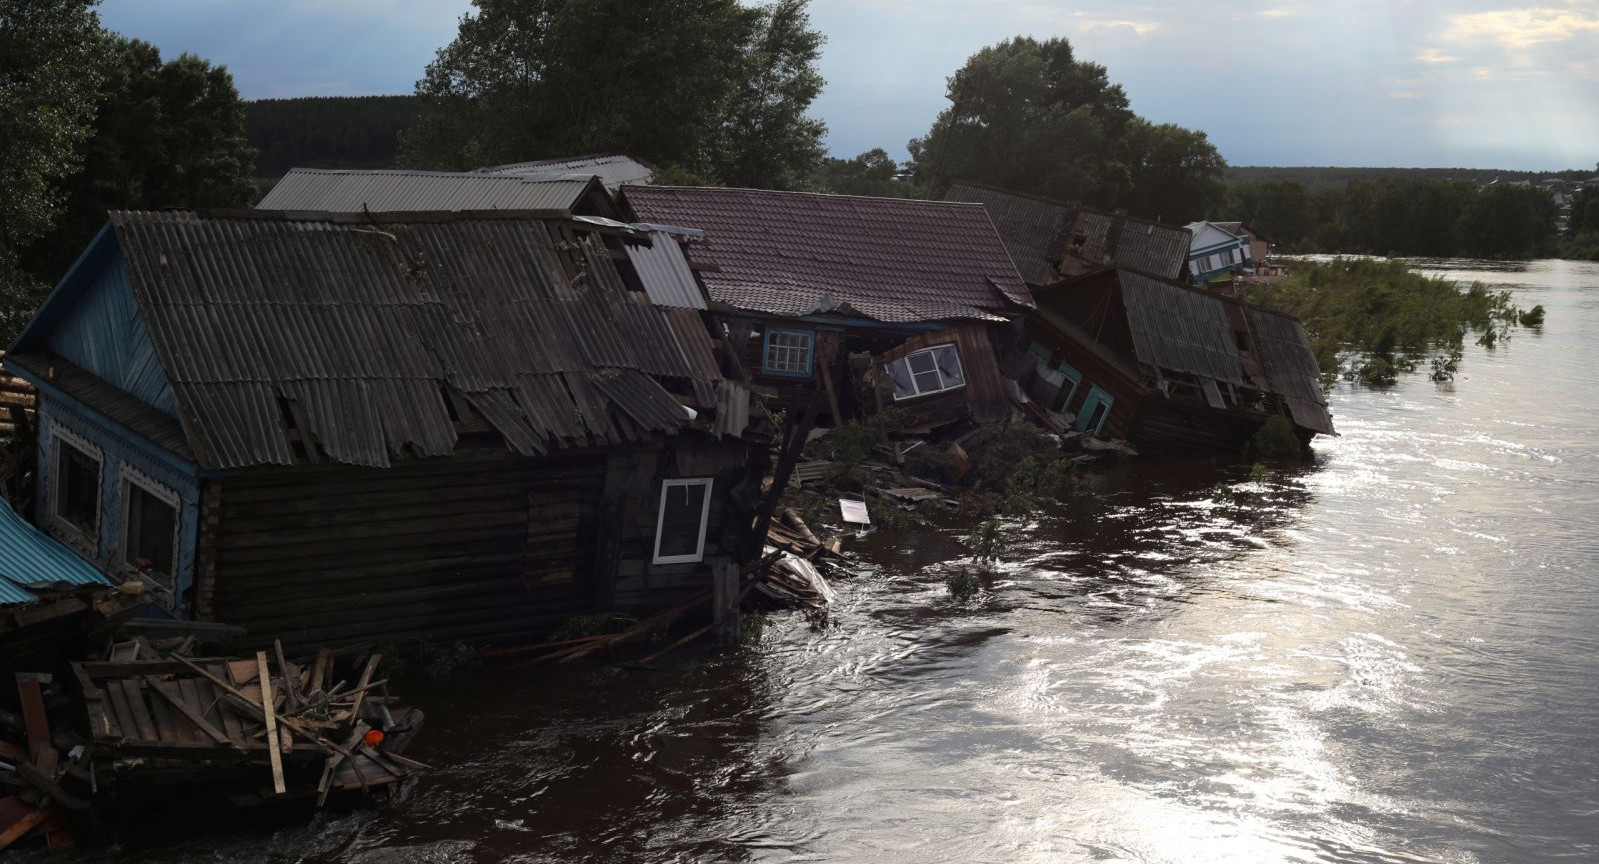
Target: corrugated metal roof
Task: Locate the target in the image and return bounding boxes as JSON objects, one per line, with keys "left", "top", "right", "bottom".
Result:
{"left": 1245, "top": 306, "right": 1336, "bottom": 435}
{"left": 257, "top": 169, "right": 594, "bottom": 213}
{"left": 1118, "top": 271, "right": 1244, "bottom": 385}
{"left": 480, "top": 154, "right": 654, "bottom": 190}
{"left": 1073, "top": 211, "right": 1191, "bottom": 280}
{"left": 625, "top": 186, "right": 1033, "bottom": 323}
{"left": 104, "top": 210, "right": 725, "bottom": 469}
{"left": 626, "top": 232, "right": 707, "bottom": 309}
{"left": 943, "top": 182, "right": 1072, "bottom": 287}
{"left": 0, "top": 500, "right": 113, "bottom": 607}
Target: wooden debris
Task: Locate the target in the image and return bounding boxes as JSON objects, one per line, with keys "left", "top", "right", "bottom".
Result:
{"left": 70, "top": 643, "right": 424, "bottom": 809}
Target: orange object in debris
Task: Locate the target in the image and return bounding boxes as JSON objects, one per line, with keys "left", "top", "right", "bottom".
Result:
{"left": 363, "top": 729, "right": 385, "bottom": 748}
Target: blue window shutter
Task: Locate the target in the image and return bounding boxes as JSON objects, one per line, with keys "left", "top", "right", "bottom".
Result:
{"left": 1075, "top": 385, "right": 1114, "bottom": 436}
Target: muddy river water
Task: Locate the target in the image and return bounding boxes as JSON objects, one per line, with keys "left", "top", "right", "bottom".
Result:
{"left": 59, "top": 259, "right": 1599, "bottom": 863}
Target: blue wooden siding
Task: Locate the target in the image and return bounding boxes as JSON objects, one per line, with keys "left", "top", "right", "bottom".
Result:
{"left": 43, "top": 247, "right": 177, "bottom": 416}
{"left": 35, "top": 396, "right": 199, "bottom": 618}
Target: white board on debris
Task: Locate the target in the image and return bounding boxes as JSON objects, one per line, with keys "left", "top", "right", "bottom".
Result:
{"left": 839, "top": 497, "right": 870, "bottom": 525}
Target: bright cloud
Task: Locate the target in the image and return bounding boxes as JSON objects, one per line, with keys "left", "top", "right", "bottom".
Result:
{"left": 1074, "top": 17, "right": 1162, "bottom": 36}
{"left": 1444, "top": 5, "right": 1599, "bottom": 49}
{"left": 1414, "top": 48, "right": 1459, "bottom": 64}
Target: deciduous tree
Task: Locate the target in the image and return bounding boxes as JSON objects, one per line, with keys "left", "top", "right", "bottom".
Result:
{"left": 0, "top": 0, "right": 108, "bottom": 337}
{"left": 403, "top": 0, "right": 826, "bottom": 188}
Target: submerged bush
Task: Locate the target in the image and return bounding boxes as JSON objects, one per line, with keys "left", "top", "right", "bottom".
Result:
{"left": 1253, "top": 258, "right": 1534, "bottom": 385}
{"left": 1246, "top": 415, "right": 1302, "bottom": 461}
{"left": 945, "top": 567, "right": 982, "bottom": 603}
{"left": 963, "top": 517, "right": 1009, "bottom": 567}
{"left": 1519, "top": 304, "right": 1545, "bottom": 328}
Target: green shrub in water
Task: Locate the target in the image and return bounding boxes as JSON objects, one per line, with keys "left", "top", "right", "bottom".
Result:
{"left": 945, "top": 567, "right": 982, "bottom": 603}
{"left": 1247, "top": 415, "right": 1302, "bottom": 461}
{"left": 1519, "top": 304, "right": 1545, "bottom": 328}
{"left": 963, "top": 517, "right": 1009, "bottom": 567}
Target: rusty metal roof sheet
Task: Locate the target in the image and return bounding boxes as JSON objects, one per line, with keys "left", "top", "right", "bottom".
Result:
{"left": 1118, "top": 270, "right": 1244, "bottom": 385}
{"left": 1245, "top": 306, "right": 1335, "bottom": 435}
{"left": 624, "top": 186, "right": 1033, "bottom": 323}
{"left": 106, "top": 210, "right": 721, "bottom": 469}
{"left": 943, "top": 182, "right": 1073, "bottom": 287}
{"left": 626, "top": 232, "right": 707, "bottom": 309}
{"left": 479, "top": 154, "right": 655, "bottom": 190}
{"left": 257, "top": 168, "right": 595, "bottom": 213}
{"left": 0, "top": 499, "right": 113, "bottom": 607}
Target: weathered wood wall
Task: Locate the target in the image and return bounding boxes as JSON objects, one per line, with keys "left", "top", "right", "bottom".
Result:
{"left": 204, "top": 433, "right": 757, "bottom": 650}
{"left": 207, "top": 444, "right": 608, "bottom": 649}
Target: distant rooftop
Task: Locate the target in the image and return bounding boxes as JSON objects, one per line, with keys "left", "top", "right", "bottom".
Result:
{"left": 478, "top": 154, "right": 655, "bottom": 191}
{"left": 256, "top": 168, "right": 601, "bottom": 213}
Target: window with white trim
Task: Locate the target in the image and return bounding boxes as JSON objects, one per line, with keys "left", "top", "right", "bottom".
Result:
{"left": 888, "top": 344, "right": 965, "bottom": 400}
{"left": 51, "top": 429, "right": 102, "bottom": 543}
{"left": 120, "top": 468, "right": 179, "bottom": 584}
{"left": 762, "top": 328, "right": 814, "bottom": 376}
{"left": 652, "top": 478, "right": 713, "bottom": 565}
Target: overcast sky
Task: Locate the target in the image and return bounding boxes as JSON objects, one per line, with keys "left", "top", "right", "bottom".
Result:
{"left": 99, "top": 0, "right": 1599, "bottom": 171}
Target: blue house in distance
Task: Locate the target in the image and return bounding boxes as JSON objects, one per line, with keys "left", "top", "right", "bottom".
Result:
{"left": 1185, "top": 221, "right": 1253, "bottom": 283}
{"left": 5, "top": 209, "right": 761, "bottom": 647}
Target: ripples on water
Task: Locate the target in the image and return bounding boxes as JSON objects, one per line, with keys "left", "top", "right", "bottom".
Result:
{"left": 54, "top": 261, "right": 1599, "bottom": 863}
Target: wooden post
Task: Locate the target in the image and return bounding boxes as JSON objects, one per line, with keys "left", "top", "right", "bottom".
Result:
{"left": 817, "top": 333, "right": 844, "bottom": 424}
{"left": 256, "top": 652, "right": 285, "bottom": 795}
{"left": 711, "top": 560, "right": 739, "bottom": 646}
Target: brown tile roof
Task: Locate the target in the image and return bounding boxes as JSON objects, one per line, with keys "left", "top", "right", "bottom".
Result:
{"left": 624, "top": 186, "right": 1032, "bottom": 323}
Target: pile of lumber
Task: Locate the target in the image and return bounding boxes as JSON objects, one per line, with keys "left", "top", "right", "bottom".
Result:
{"left": 0, "top": 672, "right": 84, "bottom": 851}
{"left": 73, "top": 639, "right": 425, "bottom": 808}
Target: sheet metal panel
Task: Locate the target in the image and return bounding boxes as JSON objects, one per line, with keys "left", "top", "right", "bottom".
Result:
{"left": 479, "top": 154, "right": 654, "bottom": 190}
{"left": 0, "top": 500, "right": 113, "bottom": 607}
{"left": 257, "top": 169, "right": 590, "bottom": 213}
{"left": 626, "top": 232, "right": 707, "bottom": 309}
{"left": 1118, "top": 271, "right": 1244, "bottom": 385}
{"left": 1246, "top": 306, "right": 1336, "bottom": 435}
{"left": 108, "top": 211, "right": 727, "bottom": 468}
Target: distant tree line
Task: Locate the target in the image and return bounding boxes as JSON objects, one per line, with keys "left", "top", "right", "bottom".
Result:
{"left": 1216, "top": 178, "right": 1561, "bottom": 260}
{"left": 246, "top": 96, "right": 418, "bottom": 177}
{"left": 1226, "top": 165, "right": 1592, "bottom": 190}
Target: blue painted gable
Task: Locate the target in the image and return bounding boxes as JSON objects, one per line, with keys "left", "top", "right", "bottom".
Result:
{"left": 32, "top": 232, "right": 177, "bottom": 416}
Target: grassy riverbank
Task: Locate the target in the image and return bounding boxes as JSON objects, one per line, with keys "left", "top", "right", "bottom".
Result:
{"left": 1250, "top": 258, "right": 1535, "bottom": 386}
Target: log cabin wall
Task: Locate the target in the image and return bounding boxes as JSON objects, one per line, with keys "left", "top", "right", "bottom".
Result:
{"left": 206, "top": 443, "right": 610, "bottom": 649}
{"left": 601, "top": 435, "right": 755, "bottom": 615}
{"left": 1022, "top": 312, "right": 1143, "bottom": 442}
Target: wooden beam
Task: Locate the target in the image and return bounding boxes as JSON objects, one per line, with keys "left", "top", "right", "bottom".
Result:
{"left": 148, "top": 680, "right": 233, "bottom": 747}
{"left": 256, "top": 652, "right": 285, "bottom": 795}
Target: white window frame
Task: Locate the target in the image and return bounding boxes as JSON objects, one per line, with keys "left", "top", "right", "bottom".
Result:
{"left": 49, "top": 425, "right": 102, "bottom": 549}
{"left": 889, "top": 344, "right": 967, "bottom": 401}
{"left": 652, "top": 477, "right": 714, "bottom": 565}
{"left": 117, "top": 464, "right": 182, "bottom": 587}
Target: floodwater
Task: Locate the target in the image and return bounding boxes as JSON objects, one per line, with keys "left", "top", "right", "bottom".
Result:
{"left": 57, "top": 259, "right": 1599, "bottom": 862}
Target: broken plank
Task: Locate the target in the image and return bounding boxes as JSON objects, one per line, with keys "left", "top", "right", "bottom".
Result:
{"left": 348, "top": 654, "right": 380, "bottom": 723}
{"left": 14, "top": 676, "right": 50, "bottom": 764}
{"left": 117, "top": 679, "right": 159, "bottom": 742}
{"left": 0, "top": 803, "right": 52, "bottom": 851}
{"left": 103, "top": 680, "right": 140, "bottom": 742}
{"left": 199, "top": 679, "right": 246, "bottom": 745}
{"left": 150, "top": 680, "right": 232, "bottom": 746}
{"left": 274, "top": 640, "right": 302, "bottom": 712}
{"left": 257, "top": 652, "right": 285, "bottom": 796}
{"left": 144, "top": 680, "right": 182, "bottom": 743}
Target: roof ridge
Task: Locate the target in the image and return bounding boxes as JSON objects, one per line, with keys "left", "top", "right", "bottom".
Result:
{"left": 630, "top": 185, "right": 987, "bottom": 210}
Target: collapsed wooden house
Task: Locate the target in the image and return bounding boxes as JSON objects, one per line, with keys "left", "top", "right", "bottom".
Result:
{"left": 3, "top": 209, "right": 764, "bottom": 648}
{"left": 944, "top": 181, "right": 1193, "bottom": 286}
{"left": 1023, "top": 268, "right": 1335, "bottom": 453}
{"left": 623, "top": 186, "right": 1034, "bottom": 431}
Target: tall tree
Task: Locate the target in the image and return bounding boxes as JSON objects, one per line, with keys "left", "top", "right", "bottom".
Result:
{"left": 908, "top": 36, "right": 1134, "bottom": 205}
{"left": 0, "top": 0, "right": 108, "bottom": 337}
{"left": 32, "top": 37, "right": 256, "bottom": 280}
{"left": 1121, "top": 120, "right": 1225, "bottom": 223}
{"left": 908, "top": 36, "right": 1224, "bottom": 220}
{"left": 402, "top": 0, "right": 827, "bottom": 188}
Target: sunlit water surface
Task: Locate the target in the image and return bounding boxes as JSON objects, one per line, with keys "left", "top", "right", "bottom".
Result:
{"left": 52, "top": 259, "right": 1599, "bottom": 863}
